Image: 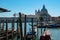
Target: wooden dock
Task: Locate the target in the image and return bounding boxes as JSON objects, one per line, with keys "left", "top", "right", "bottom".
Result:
{"left": 0, "top": 30, "right": 16, "bottom": 40}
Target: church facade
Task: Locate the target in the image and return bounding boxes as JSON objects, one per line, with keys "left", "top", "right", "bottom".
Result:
{"left": 35, "top": 5, "right": 51, "bottom": 22}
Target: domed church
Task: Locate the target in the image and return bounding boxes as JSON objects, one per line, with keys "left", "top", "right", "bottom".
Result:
{"left": 35, "top": 5, "right": 51, "bottom": 22}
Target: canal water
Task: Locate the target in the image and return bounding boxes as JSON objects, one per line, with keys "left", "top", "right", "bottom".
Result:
{"left": 3, "top": 23, "right": 60, "bottom": 40}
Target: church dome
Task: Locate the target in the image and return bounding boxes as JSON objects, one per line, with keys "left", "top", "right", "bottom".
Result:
{"left": 41, "top": 5, "right": 48, "bottom": 13}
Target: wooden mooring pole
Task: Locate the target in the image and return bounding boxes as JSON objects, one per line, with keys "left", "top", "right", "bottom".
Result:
{"left": 31, "top": 18, "right": 34, "bottom": 40}
{"left": 41, "top": 22, "right": 43, "bottom": 35}
{"left": 24, "top": 15, "right": 26, "bottom": 40}
{"left": 12, "top": 19, "right": 14, "bottom": 40}
{"left": 6, "top": 19, "right": 8, "bottom": 40}
{"left": 17, "top": 20, "right": 18, "bottom": 40}
{"left": 17, "top": 20, "right": 21, "bottom": 40}
{"left": 37, "top": 20, "right": 38, "bottom": 40}
{"left": 19, "top": 13, "right": 23, "bottom": 40}
{"left": 2, "top": 20, "right": 4, "bottom": 32}
{"left": 0, "top": 20, "right": 1, "bottom": 40}
{"left": 0, "top": 20, "right": 1, "bottom": 31}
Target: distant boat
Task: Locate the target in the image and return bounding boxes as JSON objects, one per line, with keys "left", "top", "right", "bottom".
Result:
{"left": 29, "top": 23, "right": 37, "bottom": 26}
{"left": 29, "top": 23, "right": 60, "bottom": 28}
{"left": 48, "top": 24, "right": 60, "bottom": 27}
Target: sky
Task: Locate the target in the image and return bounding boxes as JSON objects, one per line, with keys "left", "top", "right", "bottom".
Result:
{"left": 0, "top": 0, "right": 60, "bottom": 17}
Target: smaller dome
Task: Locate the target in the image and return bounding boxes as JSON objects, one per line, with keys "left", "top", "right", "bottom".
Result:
{"left": 35, "top": 10, "right": 37, "bottom": 13}
{"left": 37, "top": 9, "right": 40, "bottom": 13}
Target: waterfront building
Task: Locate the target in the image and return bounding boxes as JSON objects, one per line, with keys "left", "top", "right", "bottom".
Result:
{"left": 51, "top": 16, "right": 60, "bottom": 24}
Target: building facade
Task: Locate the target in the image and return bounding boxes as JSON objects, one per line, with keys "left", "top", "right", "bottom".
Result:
{"left": 51, "top": 16, "right": 60, "bottom": 24}
{"left": 35, "top": 5, "right": 51, "bottom": 22}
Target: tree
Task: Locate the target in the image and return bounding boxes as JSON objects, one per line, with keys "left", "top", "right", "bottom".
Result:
{"left": 39, "top": 16, "right": 44, "bottom": 35}
{"left": 39, "top": 16, "right": 44, "bottom": 21}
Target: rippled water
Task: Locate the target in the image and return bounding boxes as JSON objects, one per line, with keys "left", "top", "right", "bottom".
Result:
{"left": 37, "top": 28, "right": 60, "bottom": 40}
{"left": 3, "top": 23, "right": 60, "bottom": 40}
